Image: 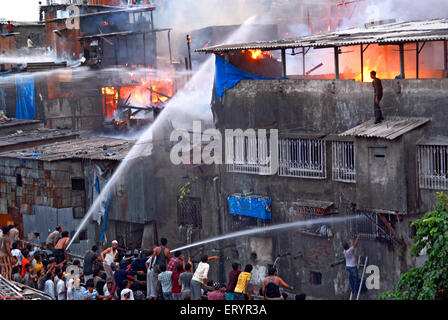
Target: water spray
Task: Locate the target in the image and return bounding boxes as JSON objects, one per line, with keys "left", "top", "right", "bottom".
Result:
{"left": 66, "top": 16, "right": 259, "bottom": 250}
{"left": 171, "top": 215, "right": 361, "bottom": 253}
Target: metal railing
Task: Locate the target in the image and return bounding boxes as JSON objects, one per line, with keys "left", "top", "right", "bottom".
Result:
{"left": 278, "top": 138, "right": 326, "bottom": 179}
{"left": 332, "top": 141, "right": 355, "bottom": 183}
{"left": 418, "top": 145, "right": 448, "bottom": 190}
{"left": 226, "top": 134, "right": 271, "bottom": 174}
{"left": 351, "top": 211, "right": 393, "bottom": 241}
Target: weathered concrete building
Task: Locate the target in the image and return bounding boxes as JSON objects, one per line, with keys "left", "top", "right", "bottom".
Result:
{"left": 190, "top": 19, "right": 448, "bottom": 299}
{"left": 0, "top": 134, "right": 134, "bottom": 255}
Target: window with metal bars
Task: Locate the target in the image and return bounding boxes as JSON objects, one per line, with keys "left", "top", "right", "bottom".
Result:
{"left": 278, "top": 138, "right": 326, "bottom": 179}
{"left": 351, "top": 211, "right": 393, "bottom": 241}
{"left": 226, "top": 133, "right": 271, "bottom": 174}
{"left": 417, "top": 145, "right": 448, "bottom": 190}
{"left": 177, "top": 197, "right": 202, "bottom": 228}
{"left": 332, "top": 141, "right": 355, "bottom": 183}
{"left": 300, "top": 211, "right": 330, "bottom": 236}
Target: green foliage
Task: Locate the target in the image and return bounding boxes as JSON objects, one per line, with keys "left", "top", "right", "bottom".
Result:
{"left": 378, "top": 192, "right": 448, "bottom": 300}
{"left": 178, "top": 176, "right": 199, "bottom": 204}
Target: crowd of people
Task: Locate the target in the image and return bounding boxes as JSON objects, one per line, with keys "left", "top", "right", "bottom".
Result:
{"left": 1, "top": 224, "right": 307, "bottom": 301}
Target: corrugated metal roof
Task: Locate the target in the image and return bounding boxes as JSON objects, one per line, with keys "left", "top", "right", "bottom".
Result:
{"left": 0, "top": 136, "right": 134, "bottom": 162}
{"left": 339, "top": 117, "right": 430, "bottom": 140}
{"left": 197, "top": 18, "right": 448, "bottom": 53}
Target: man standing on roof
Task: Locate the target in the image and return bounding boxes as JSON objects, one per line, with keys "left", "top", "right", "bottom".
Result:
{"left": 371, "top": 70, "right": 384, "bottom": 124}
{"left": 6, "top": 21, "right": 14, "bottom": 34}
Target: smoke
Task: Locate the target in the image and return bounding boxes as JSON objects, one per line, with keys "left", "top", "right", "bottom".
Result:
{"left": 340, "top": 0, "right": 448, "bottom": 30}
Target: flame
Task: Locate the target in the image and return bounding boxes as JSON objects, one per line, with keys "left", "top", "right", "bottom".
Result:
{"left": 354, "top": 55, "right": 398, "bottom": 82}
{"left": 242, "top": 49, "right": 273, "bottom": 60}
{"left": 119, "top": 78, "right": 173, "bottom": 106}
{"left": 101, "top": 87, "right": 119, "bottom": 119}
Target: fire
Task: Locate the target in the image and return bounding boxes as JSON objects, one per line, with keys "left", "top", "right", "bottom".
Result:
{"left": 242, "top": 49, "right": 273, "bottom": 60}
{"left": 102, "top": 87, "right": 119, "bottom": 119}
{"left": 119, "top": 78, "right": 174, "bottom": 106}
{"left": 354, "top": 55, "right": 399, "bottom": 82}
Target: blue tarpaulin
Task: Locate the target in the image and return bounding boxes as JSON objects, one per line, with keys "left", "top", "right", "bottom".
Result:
{"left": 15, "top": 75, "right": 36, "bottom": 120}
{"left": 228, "top": 195, "right": 272, "bottom": 220}
{"left": 215, "top": 55, "right": 275, "bottom": 99}
{"left": 99, "top": 193, "right": 111, "bottom": 242}
{"left": 0, "top": 88, "right": 6, "bottom": 113}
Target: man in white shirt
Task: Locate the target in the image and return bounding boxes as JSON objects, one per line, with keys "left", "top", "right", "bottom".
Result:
{"left": 56, "top": 272, "right": 66, "bottom": 300}
{"left": 44, "top": 272, "right": 56, "bottom": 300}
{"left": 11, "top": 242, "right": 22, "bottom": 266}
{"left": 343, "top": 235, "right": 360, "bottom": 295}
{"left": 120, "top": 288, "right": 135, "bottom": 300}
{"left": 190, "top": 254, "right": 219, "bottom": 300}
{"left": 27, "top": 36, "right": 33, "bottom": 48}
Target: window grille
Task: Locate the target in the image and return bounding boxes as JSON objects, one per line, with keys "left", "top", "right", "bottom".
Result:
{"left": 226, "top": 134, "right": 271, "bottom": 174}
{"left": 417, "top": 145, "right": 448, "bottom": 190}
{"left": 300, "top": 211, "right": 330, "bottom": 235}
{"left": 332, "top": 141, "right": 355, "bottom": 183}
{"left": 278, "top": 138, "right": 326, "bottom": 179}
{"left": 351, "top": 211, "right": 393, "bottom": 241}
{"left": 177, "top": 197, "right": 202, "bottom": 228}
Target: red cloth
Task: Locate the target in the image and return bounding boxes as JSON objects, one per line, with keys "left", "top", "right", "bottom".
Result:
{"left": 226, "top": 269, "right": 241, "bottom": 293}
{"left": 6, "top": 24, "right": 14, "bottom": 33}
{"left": 171, "top": 270, "right": 183, "bottom": 293}
{"left": 208, "top": 290, "right": 226, "bottom": 300}
{"left": 21, "top": 258, "right": 30, "bottom": 278}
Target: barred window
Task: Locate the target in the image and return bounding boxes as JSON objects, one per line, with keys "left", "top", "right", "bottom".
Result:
{"left": 226, "top": 133, "right": 271, "bottom": 174}
{"left": 332, "top": 141, "right": 355, "bottom": 183}
{"left": 300, "top": 211, "right": 331, "bottom": 236}
{"left": 278, "top": 138, "right": 326, "bottom": 179}
{"left": 351, "top": 211, "right": 393, "bottom": 241}
{"left": 417, "top": 145, "right": 448, "bottom": 190}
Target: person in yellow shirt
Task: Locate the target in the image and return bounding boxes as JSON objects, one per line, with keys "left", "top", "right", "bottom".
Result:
{"left": 32, "top": 252, "right": 43, "bottom": 274}
{"left": 233, "top": 264, "right": 253, "bottom": 300}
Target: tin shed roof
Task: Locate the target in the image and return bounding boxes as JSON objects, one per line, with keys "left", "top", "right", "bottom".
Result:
{"left": 339, "top": 117, "right": 430, "bottom": 140}
{"left": 197, "top": 18, "right": 448, "bottom": 53}
{"left": 0, "top": 136, "right": 134, "bottom": 162}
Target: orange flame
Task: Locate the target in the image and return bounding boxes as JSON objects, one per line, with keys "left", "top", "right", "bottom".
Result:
{"left": 242, "top": 49, "right": 273, "bottom": 60}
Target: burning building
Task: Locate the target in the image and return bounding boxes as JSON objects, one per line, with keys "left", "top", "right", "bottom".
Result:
{"left": 185, "top": 18, "right": 448, "bottom": 299}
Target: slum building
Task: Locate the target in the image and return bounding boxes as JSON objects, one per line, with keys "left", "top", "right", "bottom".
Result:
{"left": 0, "top": 134, "right": 135, "bottom": 255}
{"left": 192, "top": 18, "right": 448, "bottom": 299}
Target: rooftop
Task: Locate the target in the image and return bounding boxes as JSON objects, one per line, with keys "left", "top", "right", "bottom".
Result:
{"left": 339, "top": 117, "right": 430, "bottom": 140}
{"left": 0, "top": 136, "right": 134, "bottom": 162}
{"left": 0, "top": 126, "right": 79, "bottom": 152}
{"left": 197, "top": 18, "right": 448, "bottom": 53}
{"left": 42, "top": 5, "right": 155, "bottom": 23}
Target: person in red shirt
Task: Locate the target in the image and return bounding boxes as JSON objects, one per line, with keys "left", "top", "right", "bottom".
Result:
{"left": 6, "top": 22, "right": 14, "bottom": 34}
{"left": 166, "top": 251, "right": 184, "bottom": 271}
{"left": 21, "top": 249, "right": 30, "bottom": 278}
{"left": 225, "top": 262, "right": 241, "bottom": 300}
{"left": 171, "top": 263, "right": 184, "bottom": 300}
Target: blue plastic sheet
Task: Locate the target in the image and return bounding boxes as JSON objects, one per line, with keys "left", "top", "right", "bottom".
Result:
{"left": 15, "top": 75, "right": 36, "bottom": 120}
{"left": 215, "top": 55, "right": 275, "bottom": 99}
{"left": 99, "top": 193, "right": 111, "bottom": 242}
{"left": 0, "top": 88, "right": 6, "bottom": 113}
{"left": 227, "top": 195, "right": 272, "bottom": 220}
